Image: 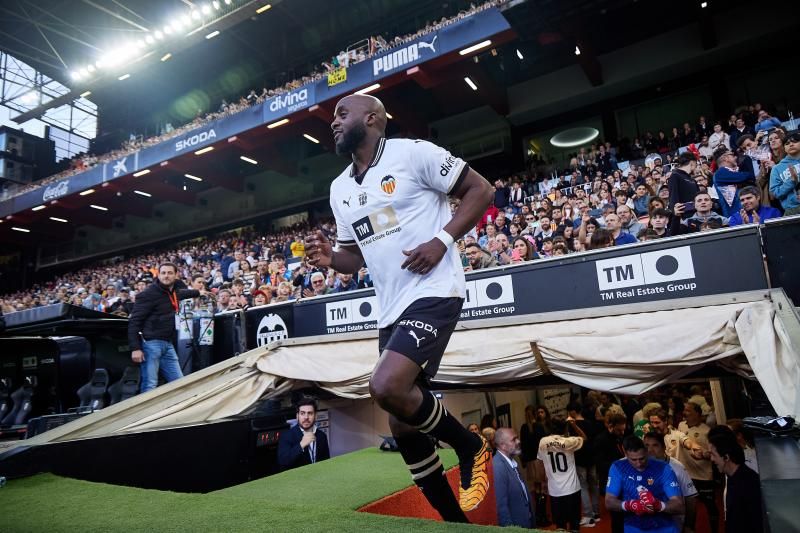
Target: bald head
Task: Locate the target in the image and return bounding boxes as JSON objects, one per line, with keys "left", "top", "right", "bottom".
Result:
{"left": 494, "top": 427, "right": 521, "bottom": 457}
{"left": 332, "top": 95, "right": 387, "bottom": 156}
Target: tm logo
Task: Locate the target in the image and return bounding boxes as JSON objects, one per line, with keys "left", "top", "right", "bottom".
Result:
{"left": 595, "top": 247, "right": 695, "bottom": 291}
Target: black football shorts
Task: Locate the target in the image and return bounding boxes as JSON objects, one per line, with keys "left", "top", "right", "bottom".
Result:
{"left": 378, "top": 297, "right": 464, "bottom": 379}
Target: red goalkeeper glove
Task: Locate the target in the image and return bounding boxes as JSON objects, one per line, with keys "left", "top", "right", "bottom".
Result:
{"left": 623, "top": 499, "right": 651, "bottom": 516}
{"left": 638, "top": 489, "right": 666, "bottom": 512}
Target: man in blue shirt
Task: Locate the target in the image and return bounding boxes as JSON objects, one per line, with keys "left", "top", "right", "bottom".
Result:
{"left": 713, "top": 148, "right": 755, "bottom": 217}
{"left": 605, "top": 213, "right": 638, "bottom": 246}
{"left": 727, "top": 186, "right": 782, "bottom": 226}
{"left": 605, "top": 435, "right": 684, "bottom": 533}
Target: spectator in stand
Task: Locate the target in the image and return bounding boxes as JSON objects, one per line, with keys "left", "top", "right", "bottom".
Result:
{"left": 511, "top": 236, "right": 538, "bottom": 262}
{"left": 728, "top": 186, "right": 782, "bottom": 226}
{"left": 303, "top": 272, "right": 331, "bottom": 298}
{"left": 356, "top": 266, "right": 373, "bottom": 289}
{"left": 108, "top": 287, "right": 134, "bottom": 316}
{"left": 683, "top": 191, "right": 728, "bottom": 232}
{"left": 332, "top": 272, "right": 358, "bottom": 293}
{"left": 713, "top": 147, "right": 755, "bottom": 217}
{"left": 648, "top": 208, "right": 673, "bottom": 238}
{"left": 494, "top": 211, "right": 510, "bottom": 236}
{"left": 490, "top": 233, "right": 513, "bottom": 265}
{"left": 494, "top": 178, "right": 510, "bottom": 210}
{"left": 587, "top": 228, "right": 614, "bottom": 250}
{"left": 616, "top": 204, "right": 644, "bottom": 236}
{"left": 681, "top": 122, "right": 697, "bottom": 145}
{"left": 632, "top": 184, "right": 652, "bottom": 217}
{"left": 509, "top": 181, "right": 525, "bottom": 213}
{"left": 604, "top": 213, "right": 637, "bottom": 246}
{"left": 465, "top": 243, "right": 498, "bottom": 271}
{"left": 668, "top": 152, "right": 700, "bottom": 208}
{"left": 729, "top": 118, "right": 753, "bottom": 148}
{"left": 769, "top": 132, "right": 800, "bottom": 215}
{"left": 273, "top": 281, "right": 296, "bottom": 302}
{"left": 754, "top": 109, "right": 781, "bottom": 133}
{"left": 252, "top": 290, "right": 270, "bottom": 306}
{"left": 708, "top": 122, "right": 731, "bottom": 151}
{"left": 478, "top": 223, "right": 498, "bottom": 248}
{"left": 696, "top": 116, "right": 711, "bottom": 139}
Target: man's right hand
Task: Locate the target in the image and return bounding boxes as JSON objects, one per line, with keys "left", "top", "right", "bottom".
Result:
{"left": 131, "top": 349, "right": 145, "bottom": 363}
{"left": 300, "top": 431, "right": 316, "bottom": 449}
{"left": 623, "top": 499, "right": 651, "bottom": 516}
{"left": 305, "top": 230, "right": 333, "bottom": 268}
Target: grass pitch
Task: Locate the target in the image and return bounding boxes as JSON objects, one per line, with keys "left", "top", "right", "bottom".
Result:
{"left": 1, "top": 447, "right": 543, "bottom": 532}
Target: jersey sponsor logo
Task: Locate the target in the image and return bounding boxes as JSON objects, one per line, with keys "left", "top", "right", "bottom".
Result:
{"left": 372, "top": 35, "right": 437, "bottom": 76}
{"left": 380, "top": 175, "right": 396, "bottom": 195}
{"left": 256, "top": 313, "right": 289, "bottom": 346}
{"left": 352, "top": 206, "right": 401, "bottom": 244}
{"left": 439, "top": 155, "right": 458, "bottom": 177}
{"left": 398, "top": 319, "right": 439, "bottom": 338}
{"left": 595, "top": 246, "right": 697, "bottom": 298}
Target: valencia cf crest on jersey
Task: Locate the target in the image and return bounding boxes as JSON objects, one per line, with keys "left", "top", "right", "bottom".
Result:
{"left": 380, "top": 175, "right": 396, "bottom": 195}
{"left": 647, "top": 478, "right": 654, "bottom": 486}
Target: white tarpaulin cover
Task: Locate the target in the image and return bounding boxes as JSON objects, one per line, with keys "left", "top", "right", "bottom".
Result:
{"left": 11, "top": 299, "right": 799, "bottom": 449}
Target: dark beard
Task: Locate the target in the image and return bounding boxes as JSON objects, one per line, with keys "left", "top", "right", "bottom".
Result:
{"left": 335, "top": 122, "right": 367, "bottom": 156}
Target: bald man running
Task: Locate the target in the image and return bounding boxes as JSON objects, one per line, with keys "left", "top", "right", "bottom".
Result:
{"left": 306, "top": 95, "right": 494, "bottom": 521}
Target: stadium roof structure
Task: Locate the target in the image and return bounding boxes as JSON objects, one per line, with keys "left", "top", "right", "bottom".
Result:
{"left": 0, "top": 0, "right": 769, "bottom": 252}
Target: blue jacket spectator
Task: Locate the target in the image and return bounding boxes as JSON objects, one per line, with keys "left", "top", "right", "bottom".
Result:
{"left": 768, "top": 134, "right": 800, "bottom": 215}
{"left": 754, "top": 111, "right": 781, "bottom": 133}
{"left": 727, "top": 186, "right": 782, "bottom": 226}
{"left": 713, "top": 148, "right": 755, "bottom": 217}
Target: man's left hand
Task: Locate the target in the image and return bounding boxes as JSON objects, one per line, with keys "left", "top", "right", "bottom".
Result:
{"left": 401, "top": 238, "right": 447, "bottom": 275}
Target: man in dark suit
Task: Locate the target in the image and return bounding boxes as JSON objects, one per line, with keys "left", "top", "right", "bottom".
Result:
{"left": 277, "top": 396, "right": 330, "bottom": 471}
{"left": 493, "top": 427, "right": 535, "bottom": 528}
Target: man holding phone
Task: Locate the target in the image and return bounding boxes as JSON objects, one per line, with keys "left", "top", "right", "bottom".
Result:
{"left": 278, "top": 396, "right": 330, "bottom": 471}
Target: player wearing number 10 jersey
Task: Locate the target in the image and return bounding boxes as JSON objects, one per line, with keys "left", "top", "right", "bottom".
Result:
{"left": 536, "top": 417, "right": 587, "bottom": 531}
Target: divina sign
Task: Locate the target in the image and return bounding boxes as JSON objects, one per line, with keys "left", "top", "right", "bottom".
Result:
{"left": 269, "top": 88, "right": 309, "bottom": 113}
{"left": 174, "top": 129, "right": 217, "bottom": 152}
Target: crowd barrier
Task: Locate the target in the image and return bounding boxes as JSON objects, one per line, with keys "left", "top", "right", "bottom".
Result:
{"left": 208, "top": 223, "right": 783, "bottom": 360}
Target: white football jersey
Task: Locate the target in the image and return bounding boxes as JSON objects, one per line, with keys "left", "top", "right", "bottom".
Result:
{"left": 537, "top": 435, "right": 583, "bottom": 497}
{"left": 330, "top": 138, "right": 468, "bottom": 328}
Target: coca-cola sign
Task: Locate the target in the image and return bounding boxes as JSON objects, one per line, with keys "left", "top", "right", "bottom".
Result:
{"left": 42, "top": 180, "right": 69, "bottom": 201}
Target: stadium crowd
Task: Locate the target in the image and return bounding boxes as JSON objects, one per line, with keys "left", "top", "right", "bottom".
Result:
{"left": 479, "top": 383, "right": 762, "bottom": 532}
{"left": 2, "top": 98, "right": 799, "bottom": 315}
{"left": 0, "top": 0, "right": 506, "bottom": 201}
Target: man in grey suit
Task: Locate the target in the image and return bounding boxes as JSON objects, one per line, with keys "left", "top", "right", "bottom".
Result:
{"left": 493, "top": 427, "right": 535, "bottom": 528}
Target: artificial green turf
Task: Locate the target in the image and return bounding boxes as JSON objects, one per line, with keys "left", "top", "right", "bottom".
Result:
{"left": 0, "top": 448, "right": 544, "bottom": 532}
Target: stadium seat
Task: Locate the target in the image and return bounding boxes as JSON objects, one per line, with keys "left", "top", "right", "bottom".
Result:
{"left": 108, "top": 366, "right": 140, "bottom": 405}
{"left": 75, "top": 368, "right": 110, "bottom": 411}
{"left": 1, "top": 377, "right": 35, "bottom": 427}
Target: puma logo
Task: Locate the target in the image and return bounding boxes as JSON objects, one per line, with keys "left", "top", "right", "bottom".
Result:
{"left": 408, "top": 329, "right": 425, "bottom": 348}
{"left": 343, "top": 196, "right": 351, "bottom": 207}
{"left": 418, "top": 35, "right": 437, "bottom": 54}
